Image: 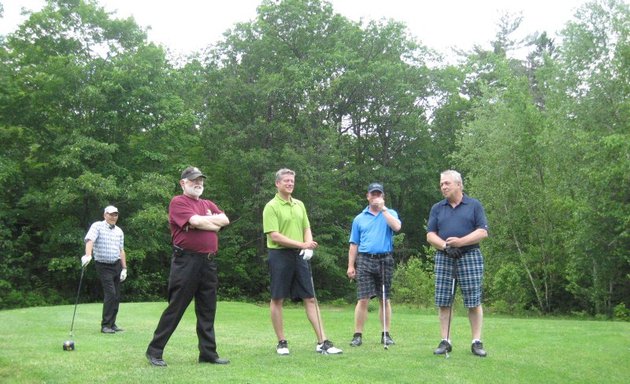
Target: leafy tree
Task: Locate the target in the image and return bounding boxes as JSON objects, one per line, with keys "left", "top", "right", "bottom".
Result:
{"left": 199, "top": 0, "right": 440, "bottom": 298}
{"left": 0, "top": 0, "right": 200, "bottom": 305}
{"left": 545, "top": 0, "right": 630, "bottom": 315}
{"left": 2, "top": 0, "right": 625, "bottom": 318}
{"left": 454, "top": 55, "right": 570, "bottom": 313}
{"left": 452, "top": 0, "right": 629, "bottom": 316}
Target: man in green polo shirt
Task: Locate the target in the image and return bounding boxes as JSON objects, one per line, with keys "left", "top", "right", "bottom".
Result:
{"left": 263, "top": 168, "right": 342, "bottom": 356}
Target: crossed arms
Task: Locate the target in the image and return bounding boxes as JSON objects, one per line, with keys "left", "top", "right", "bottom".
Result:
{"left": 188, "top": 211, "right": 230, "bottom": 232}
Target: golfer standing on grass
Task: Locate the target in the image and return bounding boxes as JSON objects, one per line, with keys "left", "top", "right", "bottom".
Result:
{"left": 81, "top": 205, "right": 127, "bottom": 334}
{"left": 347, "top": 182, "right": 401, "bottom": 347}
{"left": 427, "top": 170, "right": 489, "bottom": 357}
{"left": 146, "top": 166, "right": 230, "bottom": 367}
{"left": 263, "top": 168, "right": 342, "bottom": 355}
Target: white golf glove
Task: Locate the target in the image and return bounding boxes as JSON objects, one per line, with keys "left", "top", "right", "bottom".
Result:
{"left": 300, "top": 249, "right": 313, "bottom": 261}
{"left": 81, "top": 255, "right": 92, "bottom": 267}
{"left": 120, "top": 268, "right": 127, "bottom": 282}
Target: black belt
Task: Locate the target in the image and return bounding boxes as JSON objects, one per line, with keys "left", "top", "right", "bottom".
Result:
{"left": 359, "top": 252, "right": 391, "bottom": 259}
{"left": 95, "top": 259, "right": 120, "bottom": 265}
{"left": 186, "top": 251, "right": 216, "bottom": 260}
{"left": 174, "top": 245, "right": 216, "bottom": 260}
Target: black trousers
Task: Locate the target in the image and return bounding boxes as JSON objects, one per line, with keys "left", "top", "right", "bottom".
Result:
{"left": 147, "top": 252, "right": 219, "bottom": 360}
{"left": 94, "top": 260, "right": 122, "bottom": 328}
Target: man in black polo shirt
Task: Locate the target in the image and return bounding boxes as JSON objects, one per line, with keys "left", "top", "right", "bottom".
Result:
{"left": 146, "top": 166, "right": 230, "bottom": 367}
{"left": 427, "top": 170, "right": 489, "bottom": 357}
{"left": 346, "top": 182, "right": 401, "bottom": 347}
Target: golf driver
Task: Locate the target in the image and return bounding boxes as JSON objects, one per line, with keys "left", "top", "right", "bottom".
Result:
{"left": 445, "top": 257, "right": 457, "bottom": 359}
{"left": 305, "top": 257, "right": 326, "bottom": 354}
{"left": 63, "top": 265, "right": 86, "bottom": 351}
{"left": 381, "top": 259, "right": 388, "bottom": 350}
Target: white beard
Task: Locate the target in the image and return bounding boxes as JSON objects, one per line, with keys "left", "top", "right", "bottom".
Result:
{"left": 185, "top": 184, "right": 204, "bottom": 198}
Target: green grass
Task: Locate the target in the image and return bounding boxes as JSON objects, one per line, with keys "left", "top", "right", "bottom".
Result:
{"left": 1, "top": 301, "right": 629, "bottom": 383}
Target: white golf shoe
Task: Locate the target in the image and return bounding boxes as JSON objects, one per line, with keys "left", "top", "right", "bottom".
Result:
{"left": 276, "top": 340, "right": 289, "bottom": 355}
{"left": 316, "top": 340, "right": 343, "bottom": 354}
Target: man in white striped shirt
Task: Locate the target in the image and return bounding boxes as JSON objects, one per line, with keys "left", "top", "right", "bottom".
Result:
{"left": 82, "top": 205, "right": 127, "bottom": 334}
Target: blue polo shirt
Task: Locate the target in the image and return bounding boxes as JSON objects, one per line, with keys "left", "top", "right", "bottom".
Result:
{"left": 349, "top": 207, "right": 400, "bottom": 253}
{"left": 427, "top": 194, "right": 488, "bottom": 238}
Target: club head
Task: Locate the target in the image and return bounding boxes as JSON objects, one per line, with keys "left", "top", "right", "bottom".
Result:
{"left": 63, "top": 340, "right": 75, "bottom": 351}
{"left": 384, "top": 345, "right": 389, "bottom": 350}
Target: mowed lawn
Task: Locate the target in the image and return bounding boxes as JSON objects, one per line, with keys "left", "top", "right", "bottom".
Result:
{"left": 1, "top": 301, "right": 628, "bottom": 384}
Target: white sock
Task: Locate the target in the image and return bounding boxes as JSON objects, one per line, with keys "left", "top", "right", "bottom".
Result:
{"left": 472, "top": 339, "right": 481, "bottom": 344}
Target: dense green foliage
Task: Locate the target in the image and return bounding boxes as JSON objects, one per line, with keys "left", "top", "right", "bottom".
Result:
{"left": 0, "top": 0, "right": 628, "bottom": 317}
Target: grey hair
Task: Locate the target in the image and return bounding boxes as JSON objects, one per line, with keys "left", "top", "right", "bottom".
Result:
{"left": 275, "top": 168, "right": 296, "bottom": 181}
{"left": 441, "top": 169, "right": 463, "bottom": 189}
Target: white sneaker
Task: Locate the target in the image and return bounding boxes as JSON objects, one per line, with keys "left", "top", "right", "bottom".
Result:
{"left": 316, "top": 340, "right": 343, "bottom": 354}
{"left": 276, "top": 340, "right": 289, "bottom": 355}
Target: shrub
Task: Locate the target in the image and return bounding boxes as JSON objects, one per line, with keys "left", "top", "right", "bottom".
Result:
{"left": 613, "top": 302, "right": 630, "bottom": 321}
{"left": 392, "top": 256, "right": 434, "bottom": 307}
{"left": 488, "top": 263, "right": 529, "bottom": 314}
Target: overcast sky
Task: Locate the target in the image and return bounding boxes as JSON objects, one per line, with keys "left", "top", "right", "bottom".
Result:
{"left": 2, "top": 0, "right": 589, "bottom": 59}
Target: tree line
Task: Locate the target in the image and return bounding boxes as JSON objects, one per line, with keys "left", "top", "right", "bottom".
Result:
{"left": 0, "top": 0, "right": 628, "bottom": 318}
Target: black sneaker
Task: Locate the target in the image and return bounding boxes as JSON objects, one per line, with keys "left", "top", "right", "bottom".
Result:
{"left": 349, "top": 333, "right": 362, "bottom": 347}
{"left": 146, "top": 352, "right": 167, "bottom": 367}
{"left": 381, "top": 333, "right": 395, "bottom": 346}
{"left": 112, "top": 325, "right": 124, "bottom": 332}
{"left": 101, "top": 326, "right": 115, "bottom": 334}
{"left": 433, "top": 339, "right": 452, "bottom": 355}
{"left": 471, "top": 341, "right": 487, "bottom": 357}
{"left": 276, "top": 340, "right": 289, "bottom": 355}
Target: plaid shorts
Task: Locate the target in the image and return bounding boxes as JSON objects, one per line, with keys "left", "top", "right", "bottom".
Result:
{"left": 434, "top": 248, "right": 484, "bottom": 308}
{"left": 355, "top": 253, "right": 394, "bottom": 300}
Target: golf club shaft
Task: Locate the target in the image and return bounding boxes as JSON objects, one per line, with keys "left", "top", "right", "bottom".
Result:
{"left": 445, "top": 257, "right": 457, "bottom": 358}
{"left": 381, "top": 259, "right": 387, "bottom": 349}
{"left": 70, "top": 266, "right": 86, "bottom": 336}
{"left": 446, "top": 278, "right": 455, "bottom": 341}
{"left": 307, "top": 260, "right": 324, "bottom": 343}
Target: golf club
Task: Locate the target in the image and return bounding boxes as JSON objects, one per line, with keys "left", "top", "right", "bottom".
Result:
{"left": 445, "top": 257, "right": 457, "bottom": 359}
{"left": 381, "top": 259, "right": 388, "bottom": 350}
{"left": 306, "top": 259, "right": 326, "bottom": 354}
{"left": 63, "top": 265, "right": 86, "bottom": 351}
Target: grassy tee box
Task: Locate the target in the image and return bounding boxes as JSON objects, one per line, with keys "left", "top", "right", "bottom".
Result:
{"left": 0, "top": 302, "right": 628, "bottom": 384}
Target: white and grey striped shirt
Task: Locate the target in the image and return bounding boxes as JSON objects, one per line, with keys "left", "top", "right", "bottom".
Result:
{"left": 84, "top": 220, "right": 124, "bottom": 264}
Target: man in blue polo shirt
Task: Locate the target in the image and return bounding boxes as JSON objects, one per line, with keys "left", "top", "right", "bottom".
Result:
{"left": 427, "top": 170, "right": 489, "bottom": 357}
{"left": 347, "top": 182, "right": 401, "bottom": 347}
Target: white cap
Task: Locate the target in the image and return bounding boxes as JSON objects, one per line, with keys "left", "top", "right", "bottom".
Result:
{"left": 104, "top": 205, "right": 118, "bottom": 214}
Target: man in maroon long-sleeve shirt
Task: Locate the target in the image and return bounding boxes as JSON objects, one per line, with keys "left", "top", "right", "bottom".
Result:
{"left": 146, "top": 166, "right": 230, "bottom": 367}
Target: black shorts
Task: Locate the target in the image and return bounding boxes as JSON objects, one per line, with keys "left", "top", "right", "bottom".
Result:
{"left": 268, "top": 248, "right": 314, "bottom": 300}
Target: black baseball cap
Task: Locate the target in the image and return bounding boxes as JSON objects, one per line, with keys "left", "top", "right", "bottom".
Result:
{"left": 368, "top": 182, "right": 384, "bottom": 193}
{"left": 181, "top": 166, "right": 206, "bottom": 180}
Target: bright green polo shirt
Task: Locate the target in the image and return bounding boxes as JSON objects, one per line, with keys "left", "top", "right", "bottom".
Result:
{"left": 263, "top": 193, "right": 310, "bottom": 249}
